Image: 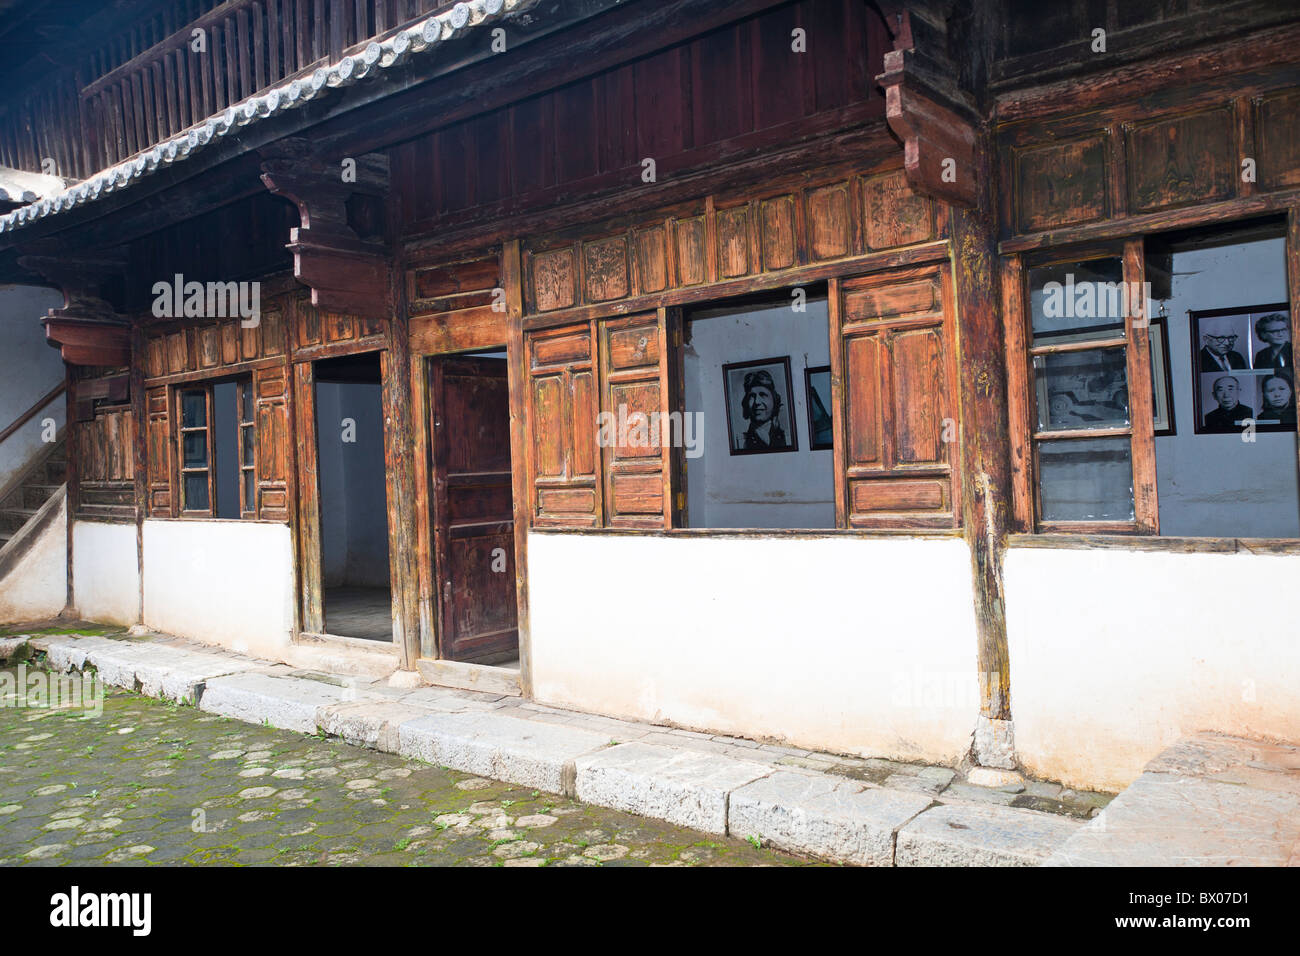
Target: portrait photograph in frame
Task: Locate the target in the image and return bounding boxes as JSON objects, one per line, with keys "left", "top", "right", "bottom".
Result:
{"left": 804, "top": 365, "right": 833, "bottom": 450}
{"left": 1149, "top": 314, "right": 1176, "bottom": 437}
{"left": 721, "top": 356, "right": 798, "bottom": 455}
{"left": 1189, "top": 304, "right": 1295, "bottom": 436}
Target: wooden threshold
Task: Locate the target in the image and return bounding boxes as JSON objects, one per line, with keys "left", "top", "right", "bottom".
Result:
{"left": 416, "top": 658, "right": 522, "bottom": 697}
{"left": 297, "top": 631, "right": 400, "bottom": 656}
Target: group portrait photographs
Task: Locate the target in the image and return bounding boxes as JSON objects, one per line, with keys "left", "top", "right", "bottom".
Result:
{"left": 1190, "top": 304, "right": 1295, "bottom": 434}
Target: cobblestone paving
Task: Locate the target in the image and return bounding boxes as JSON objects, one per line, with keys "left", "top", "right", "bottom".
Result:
{"left": 0, "top": 668, "right": 813, "bottom": 867}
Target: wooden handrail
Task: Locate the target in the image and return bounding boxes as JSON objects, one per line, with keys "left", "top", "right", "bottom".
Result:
{"left": 0, "top": 382, "right": 66, "bottom": 447}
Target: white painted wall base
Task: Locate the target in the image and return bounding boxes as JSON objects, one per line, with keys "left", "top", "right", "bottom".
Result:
{"left": 1006, "top": 545, "right": 1300, "bottom": 792}
{"left": 142, "top": 519, "right": 294, "bottom": 658}
{"left": 72, "top": 520, "right": 140, "bottom": 626}
{"left": 0, "top": 496, "right": 67, "bottom": 623}
{"left": 528, "top": 532, "right": 980, "bottom": 765}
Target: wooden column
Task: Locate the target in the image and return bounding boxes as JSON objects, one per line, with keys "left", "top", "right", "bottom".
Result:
{"left": 504, "top": 239, "right": 533, "bottom": 696}
{"left": 292, "top": 358, "right": 325, "bottom": 635}
{"left": 1289, "top": 207, "right": 1300, "bottom": 482}
{"left": 63, "top": 367, "right": 77, "bottom": 619}
{"left": 383, "top": 283, "right": 421, "bottom": 671}
{"left": 130, "top": 324, "right": 148, "bottom": 624}
{"left": 950, "top": 136, "right": 1015, "bottom": 765}
{"left": 1124, "top": 239, "right": 1159, "bottom": 534}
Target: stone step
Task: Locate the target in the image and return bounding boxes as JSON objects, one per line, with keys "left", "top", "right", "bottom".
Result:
{"left": 1045, "top": 733, "right": 1300, "bottom": 867}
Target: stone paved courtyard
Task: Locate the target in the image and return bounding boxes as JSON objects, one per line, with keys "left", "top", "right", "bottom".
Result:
{"left": 0, "top": 666, "right": 812, "bottom": 867}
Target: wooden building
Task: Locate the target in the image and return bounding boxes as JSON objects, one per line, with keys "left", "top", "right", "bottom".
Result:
{"left": 1, "top": 0, "right": 1299, "bottom": 792}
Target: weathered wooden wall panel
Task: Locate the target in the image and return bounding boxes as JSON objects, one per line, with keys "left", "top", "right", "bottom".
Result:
{"left": 145, "top": 385, "right": 171, "bottom": 517}
{"left": 1001, "top": 80, "right": 1300, "bottom": 238}
{"left": 525, "top": 323, "right": 601, "bottom": 527}
{"left": 253, "top": 364, "right": 292, "bottom": 522}
{"left": 73, "top": 402, "right": 136, "bottom": 520}
{"left": 836, "top": 264, "right": 959, "bottom": 529}
{"left": 520, "top": 167, "right": 936, "bottom": 318}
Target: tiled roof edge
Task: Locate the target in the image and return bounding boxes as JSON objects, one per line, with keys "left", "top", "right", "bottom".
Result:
{"left": 0, "top": 0, "right": 538, "bottom": 236}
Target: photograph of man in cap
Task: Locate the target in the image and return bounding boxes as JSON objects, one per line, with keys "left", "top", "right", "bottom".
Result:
{"left": 1201, "top": 374, "right": 1255, "bottom": 433}
{"left": 722, "top": 357, "right": 798, "bottom": 455}
{"left": 741, "top": 368, "right": 788, "bottom": 450}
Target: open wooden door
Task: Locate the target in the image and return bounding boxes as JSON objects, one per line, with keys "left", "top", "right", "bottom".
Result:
{"left": 428, "top": 355, "right": 519, "bottom": 663}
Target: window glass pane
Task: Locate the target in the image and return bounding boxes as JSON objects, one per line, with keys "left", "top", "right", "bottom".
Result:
{"left": 241, "top": 427, "right": 254, "bottom": 466}
{"left": 243, "top": 471, "right": 255, "bottom": 513}
{"left": 1035, "top": 348, "right": 1130, "bottom": 431}
{"left": 181, "top": 390, "right": 207, "bottom": 428}
{"left": 183, "top": 431, "right": 208, "bottom": 468}
{"left": 1037, "top": 437, "right": 1134, "bottom": 522}
{"left": 184, "top": 472, "right": 210, "bottom": 511}
{"left": 1028, "top": 258, "right": 1126, "bottom": 343}
{"left": 240, "top": 381, "right": 253, "bottom": 422}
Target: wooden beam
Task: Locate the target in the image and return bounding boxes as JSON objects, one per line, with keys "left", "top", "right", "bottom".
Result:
{"left": 880, "top": 48, "right": 978, "bottom": 208}
{"left": 260, "top": 142, "right": 394, "bottom": 317}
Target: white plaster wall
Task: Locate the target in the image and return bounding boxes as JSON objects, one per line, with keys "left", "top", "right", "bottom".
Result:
{"left": 142, "top": 519, "right": 294, "bottom": 657}
{"left": 528, "top": 532, "right": 979, "bottom": 763}
{"left": 72, "top": 520, "right": 140, "bottom": 626}
{"left": 0, "top": 285, "right": 66, "bottom": 492}
{"left": 1006, "top": 545, "right": 1300, "bottom": 792}
{"left": 684, "top": 299, "right": 835, "bottom": 529}
{"left": 0, "top": 496, "right": 67, "bottom": 623}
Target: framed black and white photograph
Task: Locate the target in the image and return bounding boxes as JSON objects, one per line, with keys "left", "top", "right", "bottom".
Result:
{"left": 1190, "top": 304, "right": 1295, "bottom": 435}
{"left": 1149, "top": 314, "right": 1176, "bottom": 436}
{"left": 721, "top": 356, "right": 798, "bottom": 455}
{"left": 804, "top": 365, "right": 833, "bottom": 450}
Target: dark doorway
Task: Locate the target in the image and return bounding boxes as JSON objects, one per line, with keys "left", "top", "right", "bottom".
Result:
{"left": 314, "top": 352, "right": 392, "bottom": 642}
{"left": 428, "top": 350, "right": 519, "bottom": 664}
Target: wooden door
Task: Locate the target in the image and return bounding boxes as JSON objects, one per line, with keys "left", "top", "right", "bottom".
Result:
{"left": 428, "top": 355, "right": 518, "bottom": 663}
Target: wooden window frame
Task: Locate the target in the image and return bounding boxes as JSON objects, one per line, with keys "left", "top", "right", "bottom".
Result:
{"left": 172, "top": 375, "right": 256, "bottom": 519}
{"left": 237, "top": 378, "right": 257, "bottom": 518}
{"left": 177, "top": 386, "right": 216, "bottom": 516}
{"left": 1008, "top": 239, "right": 1159, "bottom": 535}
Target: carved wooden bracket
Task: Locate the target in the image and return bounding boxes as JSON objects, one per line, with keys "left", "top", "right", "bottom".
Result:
{"left": 875, "top": 3, "right": 980, "bottom": 209}
{"left": 18, "top": 253, "right": 131, "bottom": 366}
{"left": 260, "top": 141, "right": 393, "bottom": 319}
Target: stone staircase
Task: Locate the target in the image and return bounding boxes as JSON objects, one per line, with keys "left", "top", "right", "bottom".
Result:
{"left": 0, "top": 437, "right": 66, "bottom": 558}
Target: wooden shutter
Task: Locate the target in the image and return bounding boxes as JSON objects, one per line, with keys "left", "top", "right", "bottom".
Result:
{"left": 524, "top": 322, "right": 601, "bottom": 527}
{"left": 253, "top": 364, "right": 292, "bottom": 521}
{"left": 598, "top": 310, "right": 677, "bottom": 528}
{"left": 145, "top": 385, "right": 172, "bottom": 517}
{"left": 832, "top": 264, "right": 961, "bottom": 528}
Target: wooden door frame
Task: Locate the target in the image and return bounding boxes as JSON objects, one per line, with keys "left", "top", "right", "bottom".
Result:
{"left": 294, "top": 345, "right": 400, "bottom": 647}
{"left": 414, "top": 336, "right": 525, "bottom": 669}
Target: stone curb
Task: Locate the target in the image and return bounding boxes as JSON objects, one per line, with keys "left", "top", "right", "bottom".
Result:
{"left": 396, "top": 711, "right": 611, "bottom": 795}
{"left": 729, "top": 770, "right": 935, "bottom": 866}
{"left": 29, "top": 633, "right": 270, "bottom": 704}
{"left": 574, "top": 741, "right": 774, "bottom": 835}
{"left": 0, "top": 636, "right": 31, "bottom": 663}
{"left": 896, "top": 802, "right": 1082, "bottom": 866}
{"left": 22, "top": 632, "right": 1091, "bottom": 866}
